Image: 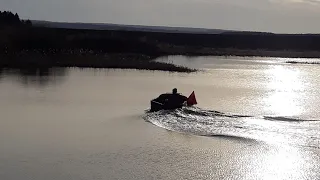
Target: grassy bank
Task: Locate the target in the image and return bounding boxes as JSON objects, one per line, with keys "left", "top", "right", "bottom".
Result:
{"left": 0, "top": 50, "right": 196, "bottom": 72}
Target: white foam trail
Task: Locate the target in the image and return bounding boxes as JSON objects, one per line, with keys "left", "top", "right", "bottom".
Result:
{"left": 143, "top": 106, "right": 320, "bottom": 149}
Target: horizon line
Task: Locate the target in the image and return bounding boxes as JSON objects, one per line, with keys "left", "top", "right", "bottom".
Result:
{"left": 30, "top": 19, "right": 320, "bottom": 35}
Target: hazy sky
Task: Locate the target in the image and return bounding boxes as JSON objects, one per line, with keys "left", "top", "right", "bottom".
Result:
{"left": 1, "top": 0, "right": 320, "bottom": 33}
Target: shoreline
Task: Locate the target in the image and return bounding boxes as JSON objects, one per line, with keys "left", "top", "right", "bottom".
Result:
{"left": 1, "top": 48, "right": 320, "bottom": 73}
{"left": 2, "top": 25, "right": 320, "bottom": 72}
{"left": 0, "top": 51, "right": 196, "bottom": 73}
{"left": 158, "top": 46, "right": 320, "bottom": 59}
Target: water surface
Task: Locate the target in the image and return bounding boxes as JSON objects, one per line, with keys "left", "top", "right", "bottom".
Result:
{"left": 1, "top": 56, "right": 320, "bottom": 180}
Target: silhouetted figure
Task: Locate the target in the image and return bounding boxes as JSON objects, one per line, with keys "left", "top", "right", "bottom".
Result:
{"left": 151, "top": 88, "right": 188, "bottom": 111}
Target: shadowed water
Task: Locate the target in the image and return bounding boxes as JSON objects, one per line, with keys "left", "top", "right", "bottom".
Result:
{"left": 0, "top": 67, "right": 68, "bottom": 87}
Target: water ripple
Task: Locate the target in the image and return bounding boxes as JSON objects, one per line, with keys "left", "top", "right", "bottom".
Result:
{"left": 143, "top": 106, "right": 320, "bottom": 148}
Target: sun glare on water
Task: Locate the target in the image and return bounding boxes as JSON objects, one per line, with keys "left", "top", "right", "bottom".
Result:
{"left": 247, "top": 145, "right": 308, "bottom": 180}
{"left": 264, "top": 65, "right": 305, "bottom": 116}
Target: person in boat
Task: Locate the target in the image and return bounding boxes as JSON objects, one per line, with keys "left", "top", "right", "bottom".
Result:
{"left": 151, "top": 88, "right": 188, "bottom": 111}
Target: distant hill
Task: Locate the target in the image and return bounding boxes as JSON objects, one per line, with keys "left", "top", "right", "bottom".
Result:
{"left": 31, "top": 20, "right": 234, "bottom": 34}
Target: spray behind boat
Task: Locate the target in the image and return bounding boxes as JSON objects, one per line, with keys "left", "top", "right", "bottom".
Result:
{"left": 150, "top": 89, "right": 197, "bottom": 112}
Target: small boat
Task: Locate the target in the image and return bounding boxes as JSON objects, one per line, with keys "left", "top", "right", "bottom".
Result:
{"left": 150, "top": 91, "right": 197, "bottom": 112}
{"left": 150, "top": 99, "right": 184, "bottom": 112}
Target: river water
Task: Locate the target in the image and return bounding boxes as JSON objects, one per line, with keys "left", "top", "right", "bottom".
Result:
{"left": 1, "top": 56, "right": 320, "bottom": 180}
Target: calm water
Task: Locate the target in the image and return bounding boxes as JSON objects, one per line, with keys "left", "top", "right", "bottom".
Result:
{"left": 1, "top": 56, "right": 320, "bottom": 180}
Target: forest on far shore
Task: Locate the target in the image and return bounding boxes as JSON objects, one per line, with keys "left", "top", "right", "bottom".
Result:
{"left": 1, "top": 11, "right": 320, "bottom": 60}
{"left": 0, "top": 11, "right": 32, "bottom": 26}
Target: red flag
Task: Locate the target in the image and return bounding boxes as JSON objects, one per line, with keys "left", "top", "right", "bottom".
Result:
{"left": 187, "top": 91, "right": 197, "bottom": 106}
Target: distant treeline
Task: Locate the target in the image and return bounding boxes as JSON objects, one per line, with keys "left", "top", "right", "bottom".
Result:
{"left": 9, "top": 27, "right": 320, "bottom": 55}
{"left": 0, "top": 11, "right": 32, "bottom": 26}
{"left": 1, "top": 11, "right": 320, "bottom": 57}
{"left": 0, "top": 12, "right": 196, "bottom": 72}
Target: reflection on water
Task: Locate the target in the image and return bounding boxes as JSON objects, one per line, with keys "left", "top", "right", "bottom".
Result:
{"left": 264, "top": 65, "right": 305, "bottom": 116}
{"left": 0, "top": 68, "right": 3, "bottom": 81}
{"left": 0, "top": 68, "right": 68, "bottom": 87}
{"left": 247, "top": 146, "right": 308, "bottom": 180}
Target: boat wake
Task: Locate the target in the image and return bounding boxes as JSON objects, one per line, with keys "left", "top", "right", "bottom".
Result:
{"left": 143, "top": 106, "right": 320, "bottom": 148}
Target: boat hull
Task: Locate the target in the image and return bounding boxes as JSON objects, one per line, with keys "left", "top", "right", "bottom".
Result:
{"left": 150, "top": 100, "right": 183, "bottom": 112}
